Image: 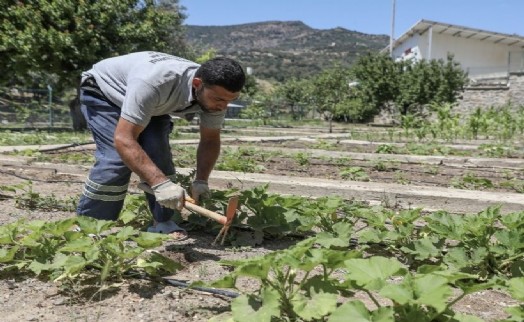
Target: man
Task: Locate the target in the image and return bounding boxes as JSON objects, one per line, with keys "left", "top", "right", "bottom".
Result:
{"left": 77, "top": 51, "right": 246, "bottom": 240}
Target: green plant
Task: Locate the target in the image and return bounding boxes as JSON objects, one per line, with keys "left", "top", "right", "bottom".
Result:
{"left": 394, "top": 171, "right": 410, "bottom": 184}
{"left": 451, "top": 172, "right": 494, "bottom": 190}
{"left": 216, "top": 148, "right": 265, "bottom": 173}
{"left": 13, "top": 182, "right": 78, "bottom": 212}
{"left": 372, "top": 160, "right": 396, "bottom": 171}
{"left": 293, "top": 152, "right": 310, "bottom": 166}
{"left": 0, "top": 217, "right": 180, "bottom": 287}
{"left": 340, "top": 166, "right": 369, "bottom": 181}
{"left": 376, "top": 144, "right": 396, "bottom": 154}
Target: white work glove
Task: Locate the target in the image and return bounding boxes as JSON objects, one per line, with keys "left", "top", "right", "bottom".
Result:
{"left": 191, "top": 180, "right": 210, "bottom": 203}
{"left": 152, "top": 180, "right": 187, "bottom": 211}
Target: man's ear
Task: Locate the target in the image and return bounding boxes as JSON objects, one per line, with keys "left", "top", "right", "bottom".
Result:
{"left": 192, "top": 77, "right": 202, "bottom": 88}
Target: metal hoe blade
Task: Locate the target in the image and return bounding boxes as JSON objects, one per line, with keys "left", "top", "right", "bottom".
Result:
{"left": 213, "top": 195, "right": 239, "bottom": 245}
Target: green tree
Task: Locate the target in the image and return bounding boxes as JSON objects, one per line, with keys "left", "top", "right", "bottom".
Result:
{"left": 309, "top": 66, "right": 352, "bottom": 132}
{"left": 1, "top": 0, "right": 189, "bottom": 90}
{"left": 351, "top": 53, "right": 402, "bottom": 114}
{"left": 275, "top": 77, "right": 312, "bottom": 120}
{"left": 0, "top": 0, "right": 189, "bottom": 129}
{"left": 351, "top": 53, "right": 467, "bottom": 120}
{"left": 241, "top": 74, "right": 259, "bottom": 99}
{"left": 395, "top": 55, "right": 467, "bottom": 115}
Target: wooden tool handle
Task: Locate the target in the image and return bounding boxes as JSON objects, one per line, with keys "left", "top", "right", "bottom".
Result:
{"left": 138, "top": 182, "right": 226, "bottom": 224}
{"left": 184, "top": 202, "right": 226, "bottom": 225}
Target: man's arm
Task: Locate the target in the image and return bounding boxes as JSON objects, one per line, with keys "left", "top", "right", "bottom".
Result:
{"left": 114, "top": 117, "right": 167, "bottom": 186}
{"left": 195, "top": 126, "right": 221, "bottom": 181}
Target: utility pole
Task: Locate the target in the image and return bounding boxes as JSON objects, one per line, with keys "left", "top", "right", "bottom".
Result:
{"left": 390, "top": 0, "right": 396, "bottom": 57}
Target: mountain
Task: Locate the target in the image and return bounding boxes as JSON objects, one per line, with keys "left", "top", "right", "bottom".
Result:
{"left": 184, "top": 21, "right": 389, "bottom": 82}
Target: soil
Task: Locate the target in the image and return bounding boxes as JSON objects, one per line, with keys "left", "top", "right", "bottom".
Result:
{"left": 0, "top": 141, "right": 521, "bottom": 321}
{"left": 221, "top": 140, "right": 524, "bottom": 194}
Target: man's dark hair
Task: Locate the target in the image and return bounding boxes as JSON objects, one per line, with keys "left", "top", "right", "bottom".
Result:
{"left": 195, "top": 57, "right": 246, "bottom": 92}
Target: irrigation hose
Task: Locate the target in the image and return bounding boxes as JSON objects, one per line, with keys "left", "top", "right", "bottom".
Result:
{"left": 163, "top": 278, "right": 239, "bottom": 298}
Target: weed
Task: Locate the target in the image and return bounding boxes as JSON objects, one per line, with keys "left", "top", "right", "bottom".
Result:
{"left": 293, "top": 152, "right": 310, "bottom": 166}
{"left": 340, "top": 167, "right": 369, "bottom": 181}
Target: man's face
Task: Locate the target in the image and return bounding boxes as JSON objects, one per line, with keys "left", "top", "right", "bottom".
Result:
{"left": 194, "top": 82, "right": 240, "bottom": 113}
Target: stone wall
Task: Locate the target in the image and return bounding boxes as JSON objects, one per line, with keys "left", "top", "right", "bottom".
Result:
{"left": 508, "top": 72, "right": 524, "bottom": 105}
{"left": 456, "top": 73, "right": 524, "bottom": 115}
{"left": 372, "top": 73, "right": 524, "bottom": 125}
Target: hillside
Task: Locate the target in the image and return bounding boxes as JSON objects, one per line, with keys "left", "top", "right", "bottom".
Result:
{"left": 185, "top": 21, "right": 389, "bottom": 82}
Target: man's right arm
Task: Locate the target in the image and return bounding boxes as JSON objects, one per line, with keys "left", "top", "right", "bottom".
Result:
{"left": 114, "top": 117, "right": 167, "bottom": 186}
{"left": 114, "top": 117, "right": 187, "bottom": 210}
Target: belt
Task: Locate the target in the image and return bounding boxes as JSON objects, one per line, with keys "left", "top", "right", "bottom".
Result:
{"left": 81, "top": 77, "right": 106, "bottom": 100}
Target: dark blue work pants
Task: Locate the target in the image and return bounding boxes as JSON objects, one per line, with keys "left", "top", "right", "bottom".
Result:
{"left": 77, "top": 90, "right": 175, "bottom": 222}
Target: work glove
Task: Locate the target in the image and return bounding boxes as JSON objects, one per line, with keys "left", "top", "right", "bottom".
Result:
{"left": 152, "top": 180, "right": 187, "bottom": 211}
{"left": 191, "top": 180, "right": 210, "bottom": 203}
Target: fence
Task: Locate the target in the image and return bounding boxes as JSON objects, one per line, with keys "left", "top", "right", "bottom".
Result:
{"left": 0, "top": 87, "right": 72, "bottom": 128}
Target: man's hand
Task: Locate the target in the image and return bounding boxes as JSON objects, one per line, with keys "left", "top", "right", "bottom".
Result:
{"left": 152, "top": 180, "right": 186, "bottom": 210}
{"left": 191, "top": 180, "right": 210, "bottom": 203}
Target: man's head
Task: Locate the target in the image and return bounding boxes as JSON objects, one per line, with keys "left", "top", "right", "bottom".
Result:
{"left": 193, "top": 57, "right": 246, "bottom": 112}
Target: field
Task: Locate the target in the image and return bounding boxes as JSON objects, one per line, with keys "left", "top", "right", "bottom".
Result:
{"left": 0, "top": 121, "right": 523, "bottom": 322}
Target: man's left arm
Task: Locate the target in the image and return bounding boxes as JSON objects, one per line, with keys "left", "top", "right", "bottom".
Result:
{"left": 195, "top": 126, "right": 221, "bottom": 181}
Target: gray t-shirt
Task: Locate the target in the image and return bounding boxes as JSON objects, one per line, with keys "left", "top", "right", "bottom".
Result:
{"left": 82, "top": 51, "right": 225, "bottom": 129}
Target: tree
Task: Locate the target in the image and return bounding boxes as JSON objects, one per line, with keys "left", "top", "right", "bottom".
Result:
{"left": 352, "top": 53, "right": 467, "bottom": 117}
{"left": 395, "top": 54, "right": 467, "bottom": 115}
{"left": 351, "top": 53, "right": 402, "bottom": 114}
{"left": 0, "top": 0, "right": 189, "bottom": 129}
{"left": 309, "top": 66, "right": 352, "bottom": 132}
{"left": 275, "top": 77, "right": 312, "bottom": 120}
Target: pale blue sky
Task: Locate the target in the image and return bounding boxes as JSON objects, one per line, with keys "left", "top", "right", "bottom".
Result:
{"left": 179, "top": 0, "right": 522, "bottom": 38}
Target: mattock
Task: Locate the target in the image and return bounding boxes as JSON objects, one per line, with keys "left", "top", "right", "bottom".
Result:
{"left": 138, "top": 183, "right": 239, "bottom": 245}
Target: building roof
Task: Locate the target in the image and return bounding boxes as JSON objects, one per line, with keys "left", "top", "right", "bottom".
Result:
{"left": 384, "top": 19, "right": 524, "bottom": 52}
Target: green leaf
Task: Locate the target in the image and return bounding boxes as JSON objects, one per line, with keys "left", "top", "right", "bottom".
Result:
{"left": 55, "top": 255, "right": 88, "bottom": 281}
{"left": 210, "top": 274, "right": 237, "bottom": 289}
{"left": 28, "top": 253, "right": 69, "bottom": 276}
{"left": 46, "top": 218, "right": 77, "bottom": 236}
{"left": 400, "top": 237, "right": 441, "bottom": 261}
{"left": 412, "top": 274, "right": 452, "bottom": 312}
{"left": 143, "top": 252, "right": 182, "bottom": 275}
{"left": 301, "top": 275, "right": 338, "bottom": 294}
{"left": 118, "top": 210, "right": 137, "bottom": 224}
{"left": 379, "top": 282, "right": 413, "bottom": 305}
{"left": 236, "top": 261, "right": 272, "bottom": 279}
{"left": 344, "top": 257, "right": 406, "bottom": 291}
{"left": 508, "top": 277, "right": 524, "bottom": 301}
{"left": 132, "top": 232, "right": 167, "bottom": 248}
{"left": 115, "top": 226, "right": 137, "bottom": 241}
{"left": 291, "top": 289, "right": 338, "bottom": 320}
{"left": 231, "top": 288, "right": 280, "bottom": 322}
{"left": 0, "top": 225, "right": 15, "bottom": 244}
{"left": 381, "top": 273, "right": 453, "bottom": 314}
{"left": 76, "top": 216, "right": 114, "bottom": 235}
{"left": 503, "top": 305, "right": 524, "bottom": 322}
{"left": 328, "top": 301, "right": 394, "bottom": 322}
{"left": 316, "top": 231, "right": 351, "bottom": 248}
{"left": 58, "top": 237, "right": 94, "bottom": 253}
{"left": 136, "top": 258, "right": 162, "bottom": 275}
{"left": 18, "top": 233, "right": 41, "bottom": 247}
{"left": 0, "top": 246, "right": 19, "bottom": 263}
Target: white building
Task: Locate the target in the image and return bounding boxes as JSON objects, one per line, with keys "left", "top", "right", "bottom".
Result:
{"left": 384, "top": 19, "right": 524, "bottom": 82}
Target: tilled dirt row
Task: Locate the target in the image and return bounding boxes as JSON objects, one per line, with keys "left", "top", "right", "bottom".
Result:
{"left": 0, "top": 143, "right": 522, "bottom": 321}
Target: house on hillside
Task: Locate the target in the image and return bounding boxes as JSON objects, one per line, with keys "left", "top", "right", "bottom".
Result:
{"left": 384, "top": 19, "right": 524, "bottom": 81}
{"left": 382, "top": 19, "right": 524, "bottom": 112}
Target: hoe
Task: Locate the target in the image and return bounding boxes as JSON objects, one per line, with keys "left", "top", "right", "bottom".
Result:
{"left": 138, "top": 183, "right": 239, "bottom": 245}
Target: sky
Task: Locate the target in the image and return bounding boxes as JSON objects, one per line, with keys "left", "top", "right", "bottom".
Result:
{"left": 179, "top": 0, "right": 523, "bottom": 39}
